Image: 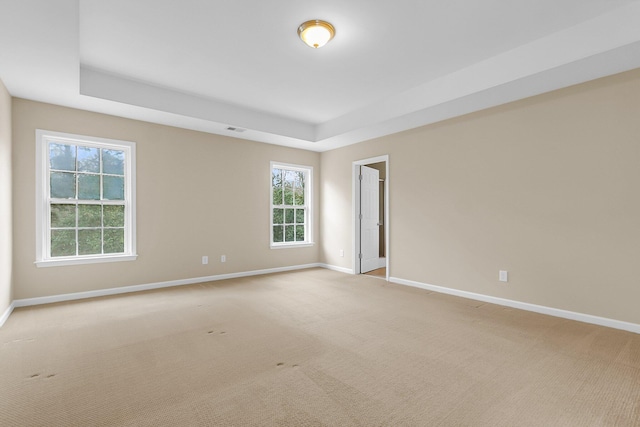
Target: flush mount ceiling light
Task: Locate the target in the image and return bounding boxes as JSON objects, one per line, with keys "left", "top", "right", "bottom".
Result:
{"left": 297, "top": 20, "right": 335, "bottom": 48}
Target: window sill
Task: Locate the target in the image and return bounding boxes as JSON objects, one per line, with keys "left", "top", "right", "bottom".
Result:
{"left": 270, "top": 242, "right": 315, "bottom": 250}
{"left": 35, "top": 254, "right": 138, "bottom": 268}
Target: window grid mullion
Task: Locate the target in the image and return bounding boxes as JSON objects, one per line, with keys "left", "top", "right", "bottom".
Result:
{"left": 100, "top": 148, "right": 104, "bottom": 201}
{"left": 74, "top": 145, "right": 79, "bottom": 257}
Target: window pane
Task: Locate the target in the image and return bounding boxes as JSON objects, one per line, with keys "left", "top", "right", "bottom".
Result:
{"left": 295, "top": 225, "right": 305, "bottom": 242}
{"left": 77, "top": 146, "right": 100, "bottom": 173}
{"left": 284, "top": 182, "right": 293, "bottom": 205}
{"left": 50, "top": 172, "right": 76, "bottom": 199}
{"left": 51, "top": 204, "right": 76, "bottom": 228}
{"left": 78, "top": 229, "right": 102, "bottom": 255}
{"left": 273, "top": 225, "right": 283, "bottom": 242}
{"left": 285, "top": 225, "right": 295, "bottom": 242}
{"left": 294, "top": 186, "right": 304, "bottom": 206}
{"left": 296, "top": 209, "right": 305, "bottom": 224}
{"left": 104, "top": 205, "right": 124, "bottom": 227}
{"left": 51, "top": 229, "right": 76, "bottom": 257}
{"left": 103, "top": 176, "right": 124, "bottom": 200}
{"left": 283, "top": 170, "right": 298, "bottom": 184}
{"left": 103, "top": 149, "right": 125, "bottom": 175}
{"left": 78, "top": 174, "right": 100, "bottom": 200}
{"left": 272, "top": 169, "right": 283, "bottom": 205}
{"left": 78, "top": 204, "right": 102, "bottom": 227}
{"left": 272, "top": 169, "right": 282, "bottom": 186}
{"left": 273, "top": 187, "right": 283, "bottom": 206}
{"left": 104, "top": 229, "right": 125, "bottom": 253}
{"left": 49, "top": 143, "right": 76, "bottom": 171}
{"left": 285, "top": 208, "right": 294, "bottom": 224}
{"left": 273, "top": 208, "right": 284, "bottom": 225}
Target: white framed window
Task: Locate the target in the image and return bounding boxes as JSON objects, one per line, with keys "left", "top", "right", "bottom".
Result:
{"left": 35, "top": 130, "right": 137, "bottom": 267}
{"left": 270, "top": 162, "right": 313, "bottom": 248}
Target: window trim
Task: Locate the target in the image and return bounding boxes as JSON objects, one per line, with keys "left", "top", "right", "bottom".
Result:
{"left": 35, "top": 129, "right": 137, "bottom": 267}
{"left": 270, "top": 161, "right": 314, "bottom": 248}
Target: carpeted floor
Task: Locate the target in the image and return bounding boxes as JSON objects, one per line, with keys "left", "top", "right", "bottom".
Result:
{"left": 1, "top": 268, "right": 639, "bottom": 426}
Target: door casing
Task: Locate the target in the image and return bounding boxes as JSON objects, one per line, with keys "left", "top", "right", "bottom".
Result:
{"left": 352, "top": 155, "right": 389, "bottom": 279}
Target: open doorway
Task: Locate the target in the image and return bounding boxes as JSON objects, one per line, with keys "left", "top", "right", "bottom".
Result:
{"left": 353, "top": 155, "right": 389, "bottom": 280}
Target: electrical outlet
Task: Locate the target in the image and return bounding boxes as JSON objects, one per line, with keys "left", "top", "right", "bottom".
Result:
{"left": 202, "top": 256, "right": 208, "bottom": 265}
{"left": 339, "top": 249, "right": 344, "bottom": 257}
{"left": 221, "top": 255, "right": 226, "bottom": 263}
{"left": 499, "top": 270, "right": 508, "bottom": 282}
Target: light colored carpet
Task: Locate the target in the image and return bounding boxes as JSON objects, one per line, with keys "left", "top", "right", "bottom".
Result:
{"left": 1, "top": 268, "right": 639, "bottom": 426}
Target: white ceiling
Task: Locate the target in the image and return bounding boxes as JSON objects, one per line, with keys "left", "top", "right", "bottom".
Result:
{"left": 1, "top": 0, "right": 640, "bottom": 152}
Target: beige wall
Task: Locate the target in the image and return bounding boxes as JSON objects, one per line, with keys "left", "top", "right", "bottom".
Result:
{"left": 0, "top": 78, "right": 12, "bottom": 315}
{"left": 321, "top": 69, "right": 640, "bottom": 325}
{"left": 12, "top": 99, "right": 320, "bottom": 299}
{"left": 8, "top": 69, "right": 640, "bottom": 326}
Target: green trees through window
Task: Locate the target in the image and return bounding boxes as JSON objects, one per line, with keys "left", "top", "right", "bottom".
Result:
{"left": 271, "top": 164, "right": 311, "bottom": 245}
{"left": 36, "top": 130, "right": 136, "bottom": 266}
{"left": 48, "top": 142, "right": 127, "bottom": 257}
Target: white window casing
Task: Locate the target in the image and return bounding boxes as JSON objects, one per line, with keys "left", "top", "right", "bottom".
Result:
{"left": 270, "top": 161, "right": 313, "bottom": 248}
{"left": 35, "top": 129, "right": 137, "bottom": 267}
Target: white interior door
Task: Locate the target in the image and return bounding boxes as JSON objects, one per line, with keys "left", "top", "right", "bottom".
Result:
{"left": 360, "top": 165, "right": 379, "bottom": 273}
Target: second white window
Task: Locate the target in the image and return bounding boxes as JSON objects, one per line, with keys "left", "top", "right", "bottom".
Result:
{"left": 270, "top": 162, "right": 312, "bottom": 247}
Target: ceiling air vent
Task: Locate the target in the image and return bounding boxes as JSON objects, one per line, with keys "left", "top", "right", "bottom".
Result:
{"left": 226, "top": 126, "right": 246, "bottom": 133}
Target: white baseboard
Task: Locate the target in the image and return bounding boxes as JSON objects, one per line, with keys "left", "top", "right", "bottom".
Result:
{"left": 12, "top": 263, "right": 323, "bottom": 309}
{"left": 12, "top": 265, "right": 636, "bottom": 335}
{"left": 0, "top": 302, "right": 15, "bottom": 327}
{"left": 390, "top": 276, "right": 640, "bottom": 335}
{"left": 319, "top": 264, "right": 354, "bottom": 274}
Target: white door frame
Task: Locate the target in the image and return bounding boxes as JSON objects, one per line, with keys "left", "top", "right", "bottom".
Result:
{"left": 352, "top": 155, "right": 389, "bottom": 280}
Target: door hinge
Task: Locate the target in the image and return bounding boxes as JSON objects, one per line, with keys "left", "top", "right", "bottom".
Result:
{"left": 359, "top": 253, "right": 363, "bottom": 259}
{"left": 359, "top": 213, "right": 363, "bottom": 220}
{"left": 359, "top": 174, "right": 363, "bottom": 181}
